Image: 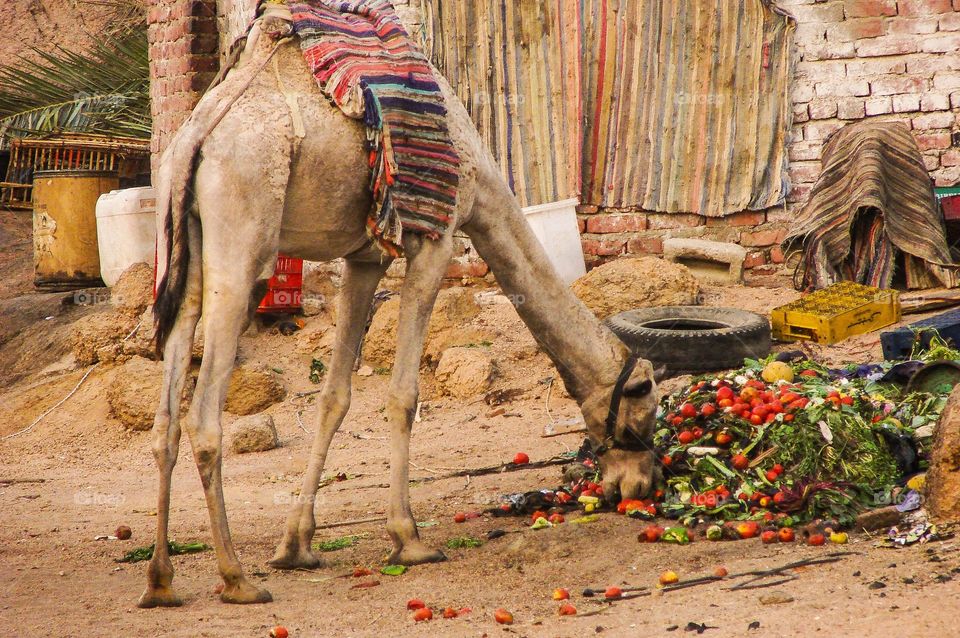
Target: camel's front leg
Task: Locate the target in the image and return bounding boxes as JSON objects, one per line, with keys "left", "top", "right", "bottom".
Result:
{"left": 385, "top": 234, "right": 453, "bottom": 565}
{"left": 269, "top": 258, "right": 389, "bottom": 570}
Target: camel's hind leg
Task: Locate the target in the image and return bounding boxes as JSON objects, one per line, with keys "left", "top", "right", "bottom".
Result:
{"left": 138, "top": 217, "right": 203, "bottom": 609}
{"left": 182, "top": 183, "right": 281, "bottom": 603}
{"left": 385, "top": 233, "right": 454, "bottom": 565}
{"left": 269, "top": 257, "right": 389, "bottom": 570}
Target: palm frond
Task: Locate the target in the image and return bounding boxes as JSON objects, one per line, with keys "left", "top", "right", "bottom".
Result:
{"left": 0, "top": 28, "right": 150, "bottom": 141}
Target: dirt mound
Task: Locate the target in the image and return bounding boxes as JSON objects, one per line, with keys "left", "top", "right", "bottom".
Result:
{"left": 571, "top": 256, "right": 700, "bottom": 320}
{"left": 224, "top": 365, "right": 286, "bottom": 415}
{"left": 363, "top": 287, "right": 493, "bottom": 368}
{"left": 434, "top": 347, "right": 495, "bottom": 398}
{"left": 106, "top": 356, "right": 163, "bottom": 430}
{"left": 71, "top": 310, "right": 138, "bottom": 366}
{"left": 926, "top": 385, "right": 960, "bottom": 523}
{"left": 110, "top": 262, "right": 154, "bottom": 316}
{"left": 229, "top": 414, "right": 279, "bottom": 454}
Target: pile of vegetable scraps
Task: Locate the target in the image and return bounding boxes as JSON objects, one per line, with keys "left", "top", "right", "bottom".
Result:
{"left": 653, "top": 355, "right": 943, "bottom": 528}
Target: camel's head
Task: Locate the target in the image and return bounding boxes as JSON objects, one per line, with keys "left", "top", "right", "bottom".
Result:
{"left": 581, "top": 355, "right": 660, "bottom": 501}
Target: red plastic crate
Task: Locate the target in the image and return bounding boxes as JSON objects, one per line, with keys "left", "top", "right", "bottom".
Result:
{"left": 942, "top": 194, "right": 960, "bottom": 222}
{"left": 257, "top": 255, "right": 304, "bottom": 313}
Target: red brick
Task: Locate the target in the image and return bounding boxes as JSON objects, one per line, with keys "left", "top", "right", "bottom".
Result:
{"left": 793, "top": 103, "right": 810, "bottom": 123}
{"left": 646, "top": 213, "right": 703, "bottom": 230}
{"left": 446, "top": 259, "right": 489, "bottom": 279}
{"left": 627, "top": 235, "right": 664, "bottom": 255}
{"left": 908, "top": 55, "right": 960, "bottom": 75}
{"left": 869, "top": 75, "right": 928, "bottom": 95}
{"left": 898, "top": 0, "right": 952, "bottom": 16}
{"left": 844, "top": 0, "right": 897, "bottom": 17}
{"left": 865, "top": 96, "right": 894, "bottom": 115}
{"left": 934, "top": 72, "right": 960, "bottom": 90}
{"left": 814, "top": 79, "right": 870, "bottom": 97}
{"left": 934, "top": 166, "right": 960, "bottom": 186}
{"left": 943, "top": 12, "right": 960, "bottom": 30}
{"left": 805, "top": 120, "right": 845, "bottom": 141}
{"left": 942, "top": 150, "right": 960, "bottom": 167}
{"left": 892, "top": 93, "right": 921, "bottom": 112}
{"left": 705, "top": 210, "right": 766, "bottom": 227}
{"left": 923, "top": 33, "right": 960, "bottom": 53}
{"left": 585, "top": 213, "right": 647, "bottom": 234}
{"left": 916, "top": 132, "right": 952, "bottom": 151}
{"left": 789, "top": 141, "right": 823, "bottom": 162}
{"left": 741, "top": 228, "right": 787, "bottom": 248}
{"left": 581, "top": 238, "right": 626, "bottom": 256}
{"left": 799, "top": 60, "right": 847, "bottom": 82}
{"left": 921, "top": 93, "right": 951, "bottom": 111}
{"left": 923, "top": 153, "right": 942, "bottom": 171}
{"left": 576, "top": 204, "right": 599, "bottom": 215}
{"left": 845, "top": 58, "right": 906, "bottom": 77}
{"left": 770, "top": 246, "right": 786, "bottom": 264}
{"left": 743, "top": 251, "right": 768, "bottom": 269}
{"left": 788, "top": 184, "right": 814, "bottom": 204}
{"left": 888, "top": 17, "right": 940, "bottom": 34}
{"left": 837, "top": 98, "right": 866, "bottom": 120}
{"left": 577, "top": 217, "right": 586, "bottom": 233}
{"left": 789, "top": 161, "right": 823, "bottom": 183}
{"left": 802, "top": 42, "right": 857, "bottom": 61}
{"left": 955, "top": 0, "right": 960, "bottom": 11}
{"left": 827, "top": 18, "right": 884, "bottom": 42}
{"left": 914, "top": 111, "right": 957, "bottom": 130}
{"left": 855, "top": 36, "right": 919, "bottom": 56}
{"left": 808, "top": 98, "right": 838, "bottom": 119}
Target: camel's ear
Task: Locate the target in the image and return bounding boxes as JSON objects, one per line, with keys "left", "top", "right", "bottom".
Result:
{"left": 623, "top": 378, "right": 653, "bottom": 398}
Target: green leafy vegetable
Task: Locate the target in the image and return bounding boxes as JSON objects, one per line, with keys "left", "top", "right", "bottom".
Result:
{"left": 116, "top": 541, "right": 211, "bottom": 564}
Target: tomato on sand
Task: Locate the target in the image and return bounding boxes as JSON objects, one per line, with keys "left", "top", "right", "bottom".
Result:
{"left": 604, "top": 586, "right": 623, "bottom": 599}
{"left": 494, "top": 609, "right": 514, "bottom": 624}
{"left": 761, "top": 530, "right": 778, "bottom": 544}
{"left": 513, "top": 452, "right": 530, "bottom": 465}
{"left": 659, "top": 571, "right": 679, "bottom": 585}
{"left": 442, "top": 607, "right": 458, "bottom": 619}
{"left": 558, "top": 603, "right": 577, "bottom": 616}
{"left": 413, "top": 608, "right": 433, "bottom": 622}
{"left": 453, "top": 512, "right": 467, "bottom": 523}
{"left": 407, "top": 599, "right": 426, "bottom": 610}
{"left": 714, "top": 566, "right": 729, "bottom": 578}
{"left": 778, "top": 527, "right": 796, "bottom": 542}
{"left": 269, "top": 627, "right": 289, "bottom": 638}
{"left": 552, "top": 588, "right": 570, "bottom": 600}
{"left": 808, "top": 533, "right": 826, "bottom": 546}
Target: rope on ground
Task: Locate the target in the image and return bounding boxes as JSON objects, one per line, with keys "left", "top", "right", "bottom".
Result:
{"left": 3, "top": 320, "right": 142, "bottom": 441}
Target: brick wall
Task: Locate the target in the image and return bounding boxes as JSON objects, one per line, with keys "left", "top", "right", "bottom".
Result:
{"left": 579, "top": 0, "right": 960, "bottom": 273}
{"left": 150, "top": 1, "right": 960, "bottom": 278}
{"left": 147, "top": 0, "right": 219, "bottom": 176}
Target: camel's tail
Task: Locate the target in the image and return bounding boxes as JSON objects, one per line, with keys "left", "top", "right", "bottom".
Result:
{"left": 152, "top": 129, "right": 203, "bottom": 358}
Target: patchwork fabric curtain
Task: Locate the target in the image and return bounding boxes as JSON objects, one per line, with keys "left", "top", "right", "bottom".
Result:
{"left": 418, "top": 0, "right": 795, "bottom": 216}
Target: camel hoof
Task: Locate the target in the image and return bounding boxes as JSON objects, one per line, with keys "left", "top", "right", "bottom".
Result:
{"left": 137, "top": 586, "right": 184, "bottom": 608}
{"left": 220, "top": 580, "right": 273, "bottom": 605}
{"left": 267, "top": 546, "right": 322, "bottom": 571}
{"left": 389, "top": 544, "right": 448, "bottom": 566}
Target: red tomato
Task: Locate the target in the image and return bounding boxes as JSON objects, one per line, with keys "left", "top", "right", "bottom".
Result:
{"left": 718, "top": 398, "right": 734, "bottom": 408}
{"left": 661, "top": 455, "right": 673, "bottom": 466}
{"left": 604, "top": 586, "right": 623, "bottom": 599}
{"left": 454, "top": 512, "right": 467, "bottom": 523}
{"left": 731, "top": 454, "right": 750, "bottom": 470}
{"left": 750, "top": 414, "right": 763, "bottom": 425}
{"left": 700, "top": 403, "right": 717, "bottom": 417}
{"left": 808, "top": 533, "right": 826, "bottom": 546}
{"left": 716, "top": 386, "right": 735, "bottom": 401}
{"left": 841, "top": 396, "right": 854, "bottom": 406}
{"left": 678, "top": 431, "right": 695, "bottom": 444}
{"left": 765, "top": 470, "right": 779, "bottom": 482}
{"left": 558, "top": 602, "right": 577, "bottom": 616}
{"left": 778, "top": 527, "right": 796, "bottom": 542}
{"left": 784, "top": 414, "right": 795, "bottom": 422}
{"left": 442, "top": 607, "right": 458, "bottom": 619}
{"left": 765, "top": 413, "right": 776, "bottom": 423}
{"left": 691, "top": 426, "right": 704, "bottom": 439}
{"left": 413, "top": 608, "right": 434, "bottom": 622}
{"left": 772, "top": 464, "right": 784, "bottom": 475}
{"left": 671, "top": 416, "right": 684, "bottom": 427}
{"left": 680, "top": 403, "right": 698, "bottom": 419}
{"left": 761, "top": 530, "right": 778, "bottom": 544}
{"left": 494, "top": 609, "right": 514, "bottom": 625}
{"left": 715, "top": 431, "right": 733, "bottom": 446}
{"left": 513, "top": 452, "right": 530, "bottom": 465}
{"left": 407, "top": 599, "right": 426, "bottom": 610}
{"left": 752, "top": 405, "right": 769, "bottom": 420}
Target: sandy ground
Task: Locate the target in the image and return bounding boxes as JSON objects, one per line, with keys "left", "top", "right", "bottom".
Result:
{"left": 1, "top": 211, "right": 958, "bottom": 637}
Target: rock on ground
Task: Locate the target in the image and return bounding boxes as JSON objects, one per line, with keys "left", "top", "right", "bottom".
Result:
{"left": 925, "top": 385, "right": 960, "bottom": 522}
{"left": 571, "top": 256, "right": 700, "bottom": 320}
{"left": 229, "top": 413, "right": 279, "bottom": 454}
{"left": 106, "top": 356, "right": 164, "bottom": 430}
{"left": 71, "top": 310, "right": 137, "bottom": 366}
{"left": 110, "top": 262, "right": 154, "bottom": 316}
{"left": 435, "top": 347, "right": 495, "bottom": 398}
{"left": 225, "top": 365, "right": 286, "bottom": 415}
{"left": 363, "top": 287, "right": 492, "bottom": 367}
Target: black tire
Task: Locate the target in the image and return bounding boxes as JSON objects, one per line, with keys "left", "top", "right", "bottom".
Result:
{"left": 605, "top": 306, "right": 771, "bottom": 375}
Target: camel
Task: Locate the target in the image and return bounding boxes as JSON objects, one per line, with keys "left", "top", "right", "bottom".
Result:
{"left": 140, "top": 11, "right": 659, "bottom": 608}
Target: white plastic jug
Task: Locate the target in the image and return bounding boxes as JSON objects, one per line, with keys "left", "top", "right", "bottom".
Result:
{"left": 522, "top": 198, "right": 587, "bottom": 285}
{"left": 95, "top": 186, "right": 157, "bottom": 286}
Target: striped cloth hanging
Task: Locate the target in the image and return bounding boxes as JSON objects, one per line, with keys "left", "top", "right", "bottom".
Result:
{"left": 286, "top": 0, "right": 460, "bottom": 256}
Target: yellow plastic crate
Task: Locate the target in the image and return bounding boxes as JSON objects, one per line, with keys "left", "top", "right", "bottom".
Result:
{"left": 771, "top": 282, "right": 901, "bottom": 344}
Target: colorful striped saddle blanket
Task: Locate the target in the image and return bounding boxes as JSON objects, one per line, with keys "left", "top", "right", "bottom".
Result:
{"left": 284, "top": 0, "right": 460, "bottom": 256}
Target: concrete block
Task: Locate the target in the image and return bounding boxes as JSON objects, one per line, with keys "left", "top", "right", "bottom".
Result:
{"left": 663, "top": 238, "right": 747, "bottom": 285}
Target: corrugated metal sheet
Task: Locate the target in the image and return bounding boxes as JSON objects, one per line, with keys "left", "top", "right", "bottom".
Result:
{"left": 419, "top": 0, "right": 794, "bottom": 216}
{"left": 417, "top": 0, "right": 582, "bottom": 208}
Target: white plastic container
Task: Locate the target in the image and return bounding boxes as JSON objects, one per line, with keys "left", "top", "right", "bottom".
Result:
{"left": 522, "top": 198, "right": 586, "bottom": 285}
{"left": 95, "top": 186, "right": 157, "bottom": 286}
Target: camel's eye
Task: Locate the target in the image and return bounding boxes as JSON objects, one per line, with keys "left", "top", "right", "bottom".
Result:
{"left": 623, "top": 379, "right": 653, "bottom": 398}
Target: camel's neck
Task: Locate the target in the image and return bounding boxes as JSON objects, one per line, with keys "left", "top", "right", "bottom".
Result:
{"left": 462, "top": 163, "right": 627, "bottom": 401}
